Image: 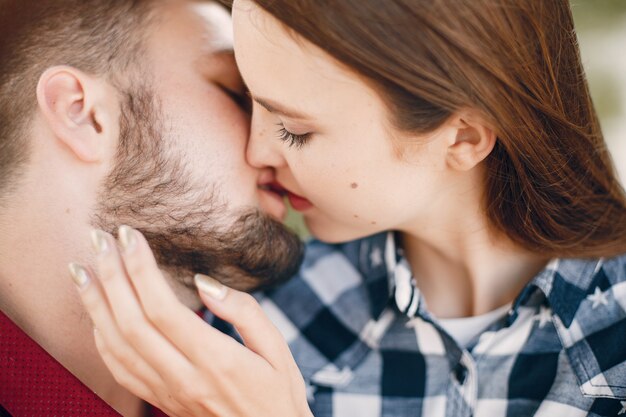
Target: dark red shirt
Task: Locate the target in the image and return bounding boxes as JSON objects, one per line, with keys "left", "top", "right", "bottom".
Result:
{"left": 0, "top": 310, "right": 167, "bottom": 417}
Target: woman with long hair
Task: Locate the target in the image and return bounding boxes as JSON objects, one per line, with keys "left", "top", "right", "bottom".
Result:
{"left": 72, "top": 0, "right": 626, "bottom": 416}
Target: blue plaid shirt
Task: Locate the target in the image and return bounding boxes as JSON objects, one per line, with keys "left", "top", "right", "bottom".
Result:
{"left": 212, "top": 232, "right": 626, "bottom": 416}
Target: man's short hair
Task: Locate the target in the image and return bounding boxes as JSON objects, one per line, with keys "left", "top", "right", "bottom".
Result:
{"left": 0, "top": 0, "right": 156, "bottom": 201}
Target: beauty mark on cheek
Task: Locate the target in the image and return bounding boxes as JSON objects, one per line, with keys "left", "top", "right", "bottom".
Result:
{"left": 350, "top": 182, "right": 358, "bottom": 189}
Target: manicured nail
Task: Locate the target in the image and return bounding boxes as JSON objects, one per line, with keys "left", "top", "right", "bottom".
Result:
{"left": 69, "top": 263, "right": 91, "bottom": 289}
{"left": 118, "top": 225, "right": 136, "bottom": 252}
{"left": 194, "top": 274, "right": 228, "bottom": 300}
{"left": 90, "top": 230, "right": 109, "bottom": 255}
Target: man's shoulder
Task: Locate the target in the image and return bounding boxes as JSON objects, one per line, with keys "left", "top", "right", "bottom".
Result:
{"left": 0, "top": 310, "right": 122, "bottom": 416}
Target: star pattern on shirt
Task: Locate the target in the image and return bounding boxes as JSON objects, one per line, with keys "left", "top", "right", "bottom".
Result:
{"left": 618, "top": 401, "right": 626, "bottom": 415}
{"left": 370, "top": 246, "right": 383, "bottom": 267}
{"left": 533, "top": 305, "right": 552, "bottom": 328}
{"left": 586, "top": 286, "right": 609, "bottom": 309}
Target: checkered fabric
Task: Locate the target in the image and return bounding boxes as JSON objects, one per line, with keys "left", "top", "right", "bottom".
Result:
{"left": 235, "top": 232, "right": 626, "bottom": 417}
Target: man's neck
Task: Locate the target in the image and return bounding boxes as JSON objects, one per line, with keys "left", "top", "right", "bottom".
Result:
{"left": 0, "top": 190, "right": 144, "bottom": 417}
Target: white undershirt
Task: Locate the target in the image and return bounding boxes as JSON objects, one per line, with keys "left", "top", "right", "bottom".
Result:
{"left": 438, "top": 304, "right": 511, "bottom": 347}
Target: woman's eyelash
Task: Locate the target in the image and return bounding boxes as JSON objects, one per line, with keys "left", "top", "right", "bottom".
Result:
{"left": 276, "top": 124, "right": 312, "bottom": 149}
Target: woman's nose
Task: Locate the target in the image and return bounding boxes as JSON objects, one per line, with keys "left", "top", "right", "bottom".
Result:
{"left": 246, "top": 110, "right": 286, "bottom": 169}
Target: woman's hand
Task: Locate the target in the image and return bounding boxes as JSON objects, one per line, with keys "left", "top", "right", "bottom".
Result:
{"left": 69, "top": 225, "right": 312, "bottom": 417}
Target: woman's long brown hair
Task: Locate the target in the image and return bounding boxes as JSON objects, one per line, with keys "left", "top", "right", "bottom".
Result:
{"left": 245, "top": 0, "right": 626, "bottom": 258}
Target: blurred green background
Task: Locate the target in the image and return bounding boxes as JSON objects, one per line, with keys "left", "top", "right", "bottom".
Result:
{"left": 571, "top": 1, "right": 626, "bottom": 181}
{"left": 285, "top": 1, "right": 626, "bottom": 238}
{"left": 572, "top": 0, "right": 626, "bottom": 31}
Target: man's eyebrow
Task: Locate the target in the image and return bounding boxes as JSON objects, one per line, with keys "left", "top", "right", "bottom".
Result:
{"left": 195, "top": 48, "right": 235, "bottom": 70}
{"left": 201, "top": 48, "right": 234, "bottom": 62}
{"left": 212, "top": 47, "right": 235, "bottom": 56}
{"left": 253, "top": 96, "right": 311, "bottom": 120}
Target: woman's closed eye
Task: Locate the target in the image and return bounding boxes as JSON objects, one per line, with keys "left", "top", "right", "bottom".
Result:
{"left": 276, "top": 123, "right": 312, "bottom": 149}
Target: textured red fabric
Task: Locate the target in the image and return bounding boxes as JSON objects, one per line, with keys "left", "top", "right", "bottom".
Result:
{"left": 0, "top": 310, "right": 168, "bottom": 417}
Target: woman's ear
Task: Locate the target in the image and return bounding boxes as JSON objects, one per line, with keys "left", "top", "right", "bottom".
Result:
{"left": 36, "top": 66, "right": 115, "bottom": 163}
{"left": 445, "top": 111, "right": 497, "bottom": 171}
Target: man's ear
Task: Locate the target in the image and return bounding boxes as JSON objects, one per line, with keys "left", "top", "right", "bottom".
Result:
{"left": 445, "top": 111, "right": 497, "bottom": 172}
{"left": 36, "top": 66, "right": 116, "bottom": 163}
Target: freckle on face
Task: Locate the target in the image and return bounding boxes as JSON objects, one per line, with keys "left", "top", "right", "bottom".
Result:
{"left": 350, "top": 182, "right": 358, "bottom": 189}
{"left": 354, "top": 214, "right": 359, "bottom": 218}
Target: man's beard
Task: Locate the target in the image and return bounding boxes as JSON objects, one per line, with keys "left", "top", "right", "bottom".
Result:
{"left": 92, "top": 84, "right": 303, "bottom": 292}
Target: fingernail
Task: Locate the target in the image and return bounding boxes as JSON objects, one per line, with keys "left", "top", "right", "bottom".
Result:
{"left": 194, "top": 274, "right": 228, "bottom": 300}
{"left": 69, "top": 263, "right": 91, "bottom": 289}
{"left": 118, "top": 225, "right": 136, "bottom": 252}
{"left": 90, "top": 230, "right": 109, "bottom": 255}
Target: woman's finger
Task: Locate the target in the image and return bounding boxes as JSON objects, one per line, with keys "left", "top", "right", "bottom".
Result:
{"left": 93, "top": 330, "right": 196, "bottom": 417}
{"left": 88, "top": 231, "right": 198, "bottom": 385}
{"left": 114, "top": 226, "right": 255, "bottom": 365}
{"left": 195, "top": 273, "right": 292, "bottom": 370}
{"left": 92, "top": 329, "right": 158, "bottom": 406}
{"left": 69, "top": 264, "right": 160, "bottom": 404}
{"left": 116, "top": 225, "right": 184, "bottom": 317}
{"left": 72, "top": 264, "right": 210, "bottom": 417}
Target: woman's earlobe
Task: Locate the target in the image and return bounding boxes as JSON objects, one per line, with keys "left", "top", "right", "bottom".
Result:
{"left": 36, "top": 66, "right": 111, "bottom": 163}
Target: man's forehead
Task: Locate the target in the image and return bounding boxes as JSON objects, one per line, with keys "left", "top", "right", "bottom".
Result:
{"left": 191, "top": 1, "right": 234, "bottom": 54}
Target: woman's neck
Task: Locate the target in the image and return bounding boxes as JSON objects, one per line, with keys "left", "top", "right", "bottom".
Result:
{"left": 399, "top": 182, "right": 548, "bottom": 318}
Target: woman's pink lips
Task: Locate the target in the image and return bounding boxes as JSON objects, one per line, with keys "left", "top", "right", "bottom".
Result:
{"left": 266, "top": 181, "right": 314, "bottom": 212}
{"left": 286, "top": 192, "right": 314, "bottom": 211}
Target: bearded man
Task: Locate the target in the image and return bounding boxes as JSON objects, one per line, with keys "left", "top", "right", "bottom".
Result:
{"left": 0, "top": 1, "right": 302, "bottom": 415}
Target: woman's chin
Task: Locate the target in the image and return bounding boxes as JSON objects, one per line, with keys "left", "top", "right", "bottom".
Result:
{"left": 305, "top": 216, "right": 383, "bottom": 244}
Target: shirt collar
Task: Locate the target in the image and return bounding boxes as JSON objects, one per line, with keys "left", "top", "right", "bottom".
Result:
{"left": 357, "top": 232, "right": 429, "bottom": 321}
{"left": 354, "top": 232, "right": 395, "bottom": 319}
{"left": 356, "top": 231, "right": 605, "bottom": 328}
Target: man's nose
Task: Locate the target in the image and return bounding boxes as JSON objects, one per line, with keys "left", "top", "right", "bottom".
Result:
{"left": 246, "top": 111, "right": 286, "bottom": 169}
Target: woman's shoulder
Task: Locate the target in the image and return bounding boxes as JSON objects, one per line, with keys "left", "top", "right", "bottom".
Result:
{"left": 537, "top": 252, "right": 625, "bottom": 325}
{"left": 258, "top": 233, "right": 389, "bottom": 322}
{"left": 300, "top": 232, "right": 388, "bottom": 272}
{"left": 599, "top": 251, "right": 626, "bottom": 283}
{"left": 546, "top": 252, "right": 626, "bottom": 308}
{"left": 544, "top": 252, "right": 626, "bottom": 399}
